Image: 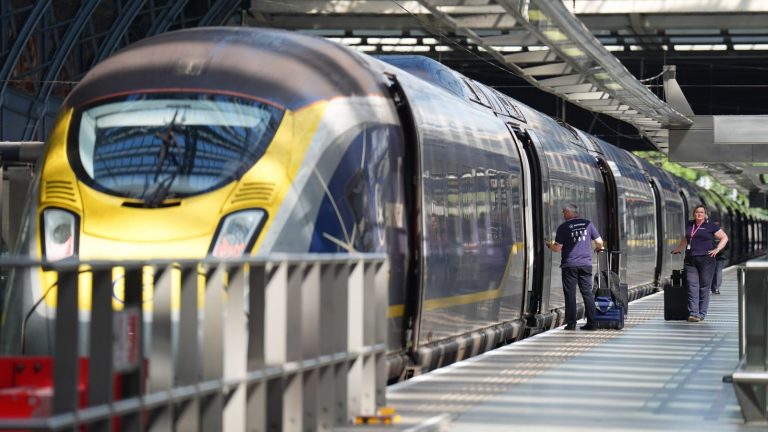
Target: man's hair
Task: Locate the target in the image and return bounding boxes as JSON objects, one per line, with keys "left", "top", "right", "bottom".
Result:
{"left": 563, "top": 203, "right": 579, "bottom": 216}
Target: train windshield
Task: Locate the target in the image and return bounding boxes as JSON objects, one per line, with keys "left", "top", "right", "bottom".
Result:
{"left": 73, "top": 93, "right": 284, "bottom": 205}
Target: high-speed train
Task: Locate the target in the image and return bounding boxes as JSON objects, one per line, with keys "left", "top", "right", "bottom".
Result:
{"left": 1, "top": 27, "right": 764, "bottom": 381}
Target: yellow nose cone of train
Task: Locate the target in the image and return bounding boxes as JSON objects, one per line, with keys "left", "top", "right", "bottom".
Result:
{"left": 36, "top": 101, "right": 328, "bottom": 311}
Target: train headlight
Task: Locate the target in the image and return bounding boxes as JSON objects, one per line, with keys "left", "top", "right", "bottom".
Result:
{"left": 41, "top": 208, "right": 79, "bottom": 261}
{"left": 210, "top": 209, "right": 266, "bottom": 258}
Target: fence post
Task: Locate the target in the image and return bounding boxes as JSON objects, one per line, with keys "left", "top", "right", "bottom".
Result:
{"left": 148, "top": 263, "right": 174, "bottom": 431}
{"left": 52, "top": 266, "right": 79, "bottom": 427}
{"left": 334, "top": 263, "right": 349, "bottom": 426}
{"left": 374, "top": 260, "right": 389, "bottom": 408}
{"left": 119, "top": 266, "right": 144, "bottom": 432}
{"left": 346, "top": 260, "right": 365, "bottom": 421}
{"left": 732, "top": 262, "right": 768, "bottom": 423}
{"left": 223, "top": 263, "right": 248, "bottom": 431}
{"left": 176, "top": 263, "right": 201, "bottom": 430}
{"left": 89, "top": 266, "right": 115, "bottom": 432}
{"left": 246, "top": 263, "right": 267, "bottom": 431}
{"left": 201, "top": 263, "right": 226, "bottom": 432}
{"left": 317, "top": 262, "right": 344, "bottom": 431}
{"left": 301, "top": 262, "right": 321, "bottom": 430}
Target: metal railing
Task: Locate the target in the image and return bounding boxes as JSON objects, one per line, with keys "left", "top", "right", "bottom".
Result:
{"left": 733, "top": 261, "right": 768, "bottom": 424}
{"left": 0, "top": 254, "right": 388, "bottom": 431}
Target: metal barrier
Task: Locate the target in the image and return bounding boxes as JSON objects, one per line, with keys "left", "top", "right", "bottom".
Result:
{"left": 733, "top": 261, "right": 768, "bottom": 424}
{"left": 0, "top": 254, "right": 388, "bottom": 431}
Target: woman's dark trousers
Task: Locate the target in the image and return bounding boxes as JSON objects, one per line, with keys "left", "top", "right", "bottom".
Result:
{"left": 685, "top": 255, "right": 716, "bottom": 318}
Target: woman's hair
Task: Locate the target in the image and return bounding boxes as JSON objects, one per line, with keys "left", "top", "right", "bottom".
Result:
{"left": 693, "top": 204, "right": 708, "bottom": 215}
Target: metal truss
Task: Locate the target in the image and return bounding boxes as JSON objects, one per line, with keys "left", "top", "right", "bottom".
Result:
{"left": 247, "top": 1, "right": 765, "bottom": 191}
{"left": 20, "top": 0, "right": 102, "bottom": 141}
{"left": 198, "top": 0, "right": 241, "bottom": 26}
{"left": 411, "top": 0, "right": 693, "bottom": 150}
{"left": 1, "top": 0, "right": 243, "bottom": 142}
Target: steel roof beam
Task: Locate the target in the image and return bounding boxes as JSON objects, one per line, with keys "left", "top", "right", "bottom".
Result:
{"left": 0, "top": 1, "right": 52, "bottom": 101}
{"left": 250, "top": 1, "right": 507, "bottom": 15}
{"left": 571, "top": 0, "right": 768, "bottom": 14}
{"left": 552, "top": 83, "right": 596, "bottom": 93}
{"left": 412, "top": 0, "right": 529, "bottom": 78}
{"left": 453, "top": 13, "right": 517, "bottom": 29}
{"left": 93, "top": 1, "right": 147, "bottom": 65}
{"left": 526, "top": 0, "right": 691, "bottom": 124}
{"left": 483, "top": 31, "right": 539, "bottom": 47}
{"left": 403, "top": 0, "right": 695, "bottom": 152}
{"left": 521, "top": 63, "right": 571, "bottom": 77}
{"left": 502, "top": 49, "right": 558, "bottom": 63}
{"left": 199, "top": 0, "right": 241, "bottom": 26}
{"left": 23, "top": 0, "right": 102, "bottom": 141}
{"left": 147, "top": 0, "right": 191, "bottom": 36}
{"left": 538, "top": 74, "right": 584, "bottom": 86}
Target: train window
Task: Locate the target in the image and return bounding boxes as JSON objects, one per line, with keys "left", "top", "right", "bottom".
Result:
{"left": 461, "top": 78, "right": 492, "bottom": 108}
{"left": 494, "top": 91, "right": 526, "bottom": 123}
{"left": 556, "top": 119, "right": 580, "bottom": 142}
{"left": 71, "top": 93, "right": 284, "bottom": 202}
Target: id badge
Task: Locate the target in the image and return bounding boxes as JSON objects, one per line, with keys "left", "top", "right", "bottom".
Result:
{"left": 686, "top": 244, "right": 691, "bottom": 250}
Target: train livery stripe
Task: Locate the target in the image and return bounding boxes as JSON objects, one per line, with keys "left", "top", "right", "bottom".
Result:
{"left": 388, "top": 304, "right": 405, "bottom": 318}
{"left": 423, "top": 287, "right": 503, "bottom": 311}
{"left": 386, "top": 286, "right": 504, "bottom": 319}
{"left": 388, "top": 240, "right": 526, "bottom": 318}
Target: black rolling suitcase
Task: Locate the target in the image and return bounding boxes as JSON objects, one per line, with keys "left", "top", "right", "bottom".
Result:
{"left": 593, "top": 250, "right": 624, "bottom": 329}
{"left": 664, "top": 255, "right": 689, "bottom": 320}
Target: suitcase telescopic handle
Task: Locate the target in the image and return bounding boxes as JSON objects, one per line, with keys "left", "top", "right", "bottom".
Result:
{"left": 670, "top": 249, "right": 685, "bottom": 268}
{"left": 595, "top": 248, "right": 607, "bottom": 275}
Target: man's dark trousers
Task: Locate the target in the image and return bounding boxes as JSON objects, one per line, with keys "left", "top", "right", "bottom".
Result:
{"left": 562, "top": 266, "right": 596, "bottom": 325}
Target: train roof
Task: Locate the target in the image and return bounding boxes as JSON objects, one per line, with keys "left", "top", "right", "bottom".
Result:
{"left": 376, "top": 55, "right": 466, "bottom": 99}
{"left": 66, "top": 27, "right": 387, "bottom": 111}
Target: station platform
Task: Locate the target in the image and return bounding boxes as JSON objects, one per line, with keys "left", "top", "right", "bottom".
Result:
{"left": 386, "top": 267, "right": 759, "bottom": 431}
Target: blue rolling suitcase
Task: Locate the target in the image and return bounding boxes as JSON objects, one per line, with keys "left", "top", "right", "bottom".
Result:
{"left": 594, "top": 251, "right": 624, "bottom": 329}
{"left": 594, "top": 296, "right": 624, "bottom": 329}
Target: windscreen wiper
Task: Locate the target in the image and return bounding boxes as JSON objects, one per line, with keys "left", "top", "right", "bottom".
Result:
{"left": 142, "top": 111, "right": 183, "bottom": 208}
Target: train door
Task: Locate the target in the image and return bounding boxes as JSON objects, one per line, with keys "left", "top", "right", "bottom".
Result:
{"left": 596, "top": 158, "right": 619, "bottom": 251}
{"left": 383, "top": 73, "right": 422, "bottom": 360}
{"left": 595, "top": 157, "right": 622, "bottom": 282}
{"left": 647, "top": 177, "right": 663, "bottom": 286}
{"left": 508, "top": 127, "right": 552, "bottom": 329}
{"left": 680, "top": 191, "right": 690, "bottom": 225}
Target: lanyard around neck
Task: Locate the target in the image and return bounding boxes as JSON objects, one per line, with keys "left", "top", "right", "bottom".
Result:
{"left": 690, "top": 222, "right": 704, "bottom": 239}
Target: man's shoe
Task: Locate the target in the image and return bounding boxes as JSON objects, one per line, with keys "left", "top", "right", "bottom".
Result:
{"left": 714, "top": 289, "right": 720, "bottom": 294}
{"left": 687, "top": 316, "right": 700, "bottom": 322}
{"left": 580, "top": 324, "right": 597, "bottom": 331}
{"left": 564, "top": 324, "right": 576, "bottom": 330}
{"left": 699, "top": 316, "right": 705, "bottom": 321}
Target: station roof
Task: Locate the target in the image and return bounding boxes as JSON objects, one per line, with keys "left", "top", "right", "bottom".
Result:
{"left": 0, "top": 0, "right": 242, "bottom": 142}
{"left": 2, "top": 1, "right": 768, "bottom": 193}
{"left": 247, "top": 0, "right": 768, "bottom": 193}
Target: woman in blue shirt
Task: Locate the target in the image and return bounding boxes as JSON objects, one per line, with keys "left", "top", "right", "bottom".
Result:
{"left": 671, "top": 205, "right": 729, "bottom": 322}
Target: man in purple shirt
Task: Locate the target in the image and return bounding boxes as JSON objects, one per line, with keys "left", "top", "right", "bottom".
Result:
{"left": 546, "top": 204, "right": 604, "bottom": 331}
